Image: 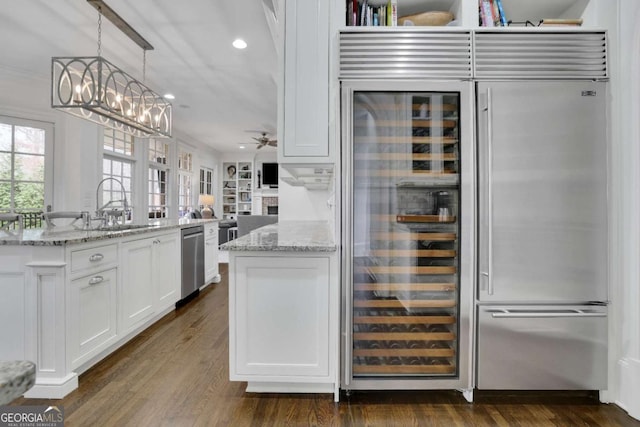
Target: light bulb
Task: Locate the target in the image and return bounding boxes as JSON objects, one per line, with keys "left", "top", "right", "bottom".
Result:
{"left": 232, "top": 39, "right": 247, "bottom": 49}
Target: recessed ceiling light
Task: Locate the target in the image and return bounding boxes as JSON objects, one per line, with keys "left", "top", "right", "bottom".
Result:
{"left": 232, "top": 39, "right": 247, "bottom": 49}
{"left": 239, "top": 145, "right": 246, "bottom": 149}
{"left": 163, "top": 93, "right": 175, "bottom": 100}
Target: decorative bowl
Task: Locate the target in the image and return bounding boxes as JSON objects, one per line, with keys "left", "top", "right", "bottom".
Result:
{"left": 398, "top": 11, "right": 455, "bottom": 26}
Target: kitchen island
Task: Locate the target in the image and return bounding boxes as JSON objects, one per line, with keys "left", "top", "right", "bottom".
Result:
{"left": 0, "top": 218, "right": 218, "bottom": 399}
{"left": 221, "top": 221, "right": 339, "bottom": 401}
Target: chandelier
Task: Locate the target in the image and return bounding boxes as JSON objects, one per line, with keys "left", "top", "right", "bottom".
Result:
{"left": 51, "top": 0, "right": 172, "bottom": 138}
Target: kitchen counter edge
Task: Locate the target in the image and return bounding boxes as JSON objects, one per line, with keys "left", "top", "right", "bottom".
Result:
{"left": 220, "top": 220, "right": 336, "bottom": 252}
{"left": 0, "top": 218, "right": 218, "bottom": 246}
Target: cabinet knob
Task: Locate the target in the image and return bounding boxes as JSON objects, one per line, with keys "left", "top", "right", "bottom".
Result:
{"left": 88, "top": 276, "right": 104, "bottom": 285}
{"left": 153, "top": 239, "right": 161, "bottom": 244}
{"left": 89, "top": 253, "right": 104, "bottom": 262}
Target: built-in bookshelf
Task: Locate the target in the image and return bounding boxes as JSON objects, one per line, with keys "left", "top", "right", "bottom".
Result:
{"left": 222, "top": 161, "right": 253, "bottom": 219}
{"left": 342, "top": 0, "right": 598, "bottom": 29}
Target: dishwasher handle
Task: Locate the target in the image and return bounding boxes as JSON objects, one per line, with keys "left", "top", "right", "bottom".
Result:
{"left": 488, "top": 309, "right": 606, "bottom": 319}
{"left": 183, "top": 231, "right": 204, "bottom": 240}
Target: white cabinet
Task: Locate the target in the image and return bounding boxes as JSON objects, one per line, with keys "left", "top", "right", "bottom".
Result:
{"left": 279, "top": 0, "right": 331, "bottom": 162}
{"left": 67, "top": 240, "right": 119, "bottom": 370}
{"left": 121, "top": 231, "right": 180, "bottom": 332}
{"left": 154, "top": 233, "right": 181, "bottom": 311}
{"left": 68, "top": 268, "right": 118, "bottom": 369}
{"left": 229, "top": 255, "right": 333, "bottom": 383}
{"left": 121, "top": 238, "right": 156, "bottom": 333}
{"left": 204, "top": 222, "right": 221, "bottom": 284}
{"left": 3, "top": 228, "right": 182, "bottom": 399}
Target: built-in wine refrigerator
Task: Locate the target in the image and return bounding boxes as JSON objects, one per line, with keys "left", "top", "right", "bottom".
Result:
{"left": 341, "top": 80, "right": 474, "bottom": 391}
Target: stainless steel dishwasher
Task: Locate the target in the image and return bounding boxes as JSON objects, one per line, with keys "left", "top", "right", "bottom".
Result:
{"left": 180, "top": 225, "right": 204, "bottom": 302}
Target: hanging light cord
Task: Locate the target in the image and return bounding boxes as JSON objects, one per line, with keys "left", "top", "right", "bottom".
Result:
{"left": 97, "top": 7, "right": 102, "bottom": 57}
{"left": 143, "top": 50, "right": 146, "bottom": 82}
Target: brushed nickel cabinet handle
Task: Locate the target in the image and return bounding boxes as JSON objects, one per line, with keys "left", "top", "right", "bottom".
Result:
{"left": 89, "top": 253, "right": 104, "bottom": 262}
{"left": 88, "top": 276, "right": 104, "bottom": 285}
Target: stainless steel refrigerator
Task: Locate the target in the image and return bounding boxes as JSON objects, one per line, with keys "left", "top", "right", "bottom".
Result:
{"left": 476, "top": 80, "right": 608, "bottom": 390}
{"left": 341, "top": 80, "right": 475, "bottom": 391}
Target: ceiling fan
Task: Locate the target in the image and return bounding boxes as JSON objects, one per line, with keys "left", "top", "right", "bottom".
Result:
{"left": 251, "top": 132, "right": 277, "bottom": 149}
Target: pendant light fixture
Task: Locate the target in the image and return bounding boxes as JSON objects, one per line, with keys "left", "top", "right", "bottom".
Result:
{"left": 51, "top": 0, "right": 172, "bottom": 138}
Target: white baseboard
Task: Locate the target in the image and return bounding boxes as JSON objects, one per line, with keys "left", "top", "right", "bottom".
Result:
{"left": 617, "top": 357, "right": 640, "bottom": 421}
{"left": 245, "top": 382, "right": 335, "bottom": 394}
{"left": 24, "top": 373, "right": 78, "bottom": 400}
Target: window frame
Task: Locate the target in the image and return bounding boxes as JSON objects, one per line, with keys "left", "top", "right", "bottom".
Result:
{"left": 0, "top": 115, "right": 53, "bottom": 217}
{"left": 177, "top": 146, "right": 194, "bottom": 217}
{"left": 102, "top": 128, "right": 135, "bottom": 221}
{"left": 148, "top": 138, "right": 171, "bottom": 219}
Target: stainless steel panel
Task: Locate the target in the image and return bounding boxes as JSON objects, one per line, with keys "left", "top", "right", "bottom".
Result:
{"left": 181, "top": 226, "right": 204, "bottom": 298}
{"left": 477, "top": 81, "right": 608, "bottom": 303}
{"left": 477, "top": 305, "right": 608, "bottom": 390}
{"left": 474, "top": 31, "right": 608, "bottom": 79}
{"left": 339, "top": 30, "right": 472, "bottom": 80}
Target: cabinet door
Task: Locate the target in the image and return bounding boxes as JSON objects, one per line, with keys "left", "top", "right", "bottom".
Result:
{"left": 154, "top": 233, "right": 180, "bottom": 311}
{"left": 231, "top": 256, "right": 330, "bottom": 379}
{"left": 121, "top": 239, "right": 155, "bottom": 333}
{"left": 68, "top": 268, "right": 117, "bottom": 369}
{"left": 204, "top": 223, "right": 219, "bottom": 283}
{"left": 281, "top": 0, "right": 329, "bottom": 159}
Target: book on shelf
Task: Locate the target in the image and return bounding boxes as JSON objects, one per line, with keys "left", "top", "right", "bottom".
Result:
{"left": 346, "top": 0, "right": 395, "bottom": 26}
{"left": 479, "top": 0, "right": 507, "bottom": 27}
{"left": 494, "top": 0, "right": 508, "bottom": 26}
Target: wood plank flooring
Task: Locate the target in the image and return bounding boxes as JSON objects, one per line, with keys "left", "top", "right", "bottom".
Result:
{"left": 13, "top": 264, "right": 640, "bottom": 426}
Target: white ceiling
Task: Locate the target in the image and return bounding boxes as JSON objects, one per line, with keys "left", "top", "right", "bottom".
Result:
{"left": 0, "top": 0, "right": 278, "bottom": 154}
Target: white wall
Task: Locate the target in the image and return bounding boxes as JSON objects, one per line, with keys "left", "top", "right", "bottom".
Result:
{"left": 611, "top": 0, "right": 640, "bottom": 420}
{"left": 278, "top": 182, "right": 333, "bottom": 222}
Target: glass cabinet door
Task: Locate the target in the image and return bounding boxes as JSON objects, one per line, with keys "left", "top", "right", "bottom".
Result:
{"left": 350, "top": 91, "right": 461, "bottom": 377}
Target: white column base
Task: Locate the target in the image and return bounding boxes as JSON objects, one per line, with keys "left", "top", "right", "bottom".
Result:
{"left": 617, "top": 358, "right": 640, "bottom": 421}
{"left": 24, "top": 373, "right": 78, "bottom": 400}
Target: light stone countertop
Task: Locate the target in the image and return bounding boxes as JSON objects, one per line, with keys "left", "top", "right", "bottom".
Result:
{"left": 0, "top": 360, "right": 35, "bottom": 405}
{"left": 0, "top": 218, "right": 217, "bottom": 246}
{"left": 220, "top": 220, "right": 336, "bottom": 252}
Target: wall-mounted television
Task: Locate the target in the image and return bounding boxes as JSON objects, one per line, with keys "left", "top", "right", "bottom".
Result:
{"left": 262, "top": 163, "right": 278, "bottom": 186}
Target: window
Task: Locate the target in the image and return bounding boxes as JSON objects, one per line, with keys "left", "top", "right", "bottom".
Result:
{"left": 0, "top": 116, "right": 52, "bottom": 229}
{"left": 148, "top": 139, "right": 170, "bottom": 218}
{"left": 177, "top": 148, "right": 193, "bottom": 217}
{"left": 104, "top": 129, "right": 133, "bottom": 156}
{"left": 200, "top": 167, "right": 214, "bottom": 195}
{"left": 102, "top": 129, "right": 134, "bottom": 219}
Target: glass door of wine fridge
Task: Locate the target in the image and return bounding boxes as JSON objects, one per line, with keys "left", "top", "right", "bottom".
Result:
{"left": 341, "top": 81, "right": 474, "bottom": 391}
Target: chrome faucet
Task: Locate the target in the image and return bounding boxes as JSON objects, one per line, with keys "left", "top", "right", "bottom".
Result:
{"left": 95, "top": 177, "right": 129, "bottom": 227}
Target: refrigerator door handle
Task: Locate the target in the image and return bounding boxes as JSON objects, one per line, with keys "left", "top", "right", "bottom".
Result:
{"left": 488, "top": 309, "right": 607, "bottom": 318}
{"left": 479, "top": 87, "right": 494, "bottom": 295}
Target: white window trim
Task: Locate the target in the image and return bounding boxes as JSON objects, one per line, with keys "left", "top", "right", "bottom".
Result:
{"left": 0, "top": 114, "right": 54, "bottom": 213}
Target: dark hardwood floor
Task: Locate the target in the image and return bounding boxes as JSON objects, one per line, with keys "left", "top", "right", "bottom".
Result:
{"left": 14, "top": 264, "right": 640, "bottom": 426}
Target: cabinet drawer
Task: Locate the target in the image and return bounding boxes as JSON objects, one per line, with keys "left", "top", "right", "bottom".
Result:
{"left": 70, "top": 244, "right": 118, "bottom": 274}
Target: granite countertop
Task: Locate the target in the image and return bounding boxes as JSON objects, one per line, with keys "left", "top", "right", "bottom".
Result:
{"left": 0, "top": 360, "right": 35, "bottom": 405}
{"left": 0, "top": 218, "right": 217, "bottom": 246}
{"left": 220, "top": 220, "right": 336, "bottom": 252}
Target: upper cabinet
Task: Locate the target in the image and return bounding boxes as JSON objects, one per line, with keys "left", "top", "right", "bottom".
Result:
{"left": 279, "top": 0, "right": 332, "bottom": 163}
{"left": 339, "top": 0, "right": 603, "bottom": 28}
